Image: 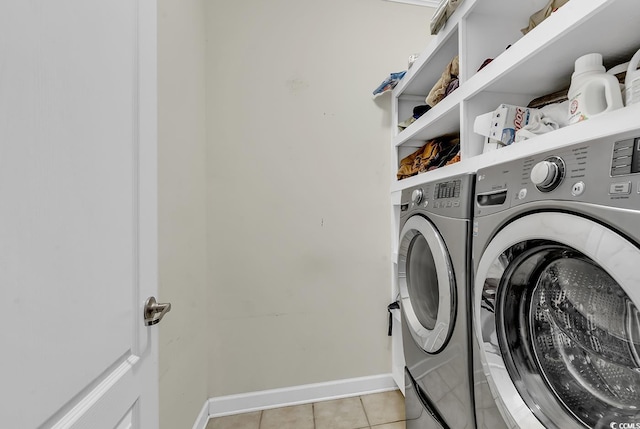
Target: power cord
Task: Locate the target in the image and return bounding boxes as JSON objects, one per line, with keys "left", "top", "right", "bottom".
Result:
{"left": 387, "top": 300, "right": 400, "bottom": 336}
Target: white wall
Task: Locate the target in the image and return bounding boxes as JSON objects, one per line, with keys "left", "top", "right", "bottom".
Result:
{"left": 157, "top": 0, "right": 209, "bottom": 428}
{"left": 205, "top": 0, "right": 433, "bottom": 397}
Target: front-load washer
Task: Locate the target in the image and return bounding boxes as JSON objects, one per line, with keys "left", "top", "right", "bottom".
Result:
{"left": 472, "top": 132, "right": 640, "bottom": 429}
{"left": 399, "top": 173, "right": 475, "bottom": 429}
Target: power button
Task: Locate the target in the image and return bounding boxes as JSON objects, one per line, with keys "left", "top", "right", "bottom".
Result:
{"left": 517, "top": 188, "right": 527, "bottom": 200}
{"left": 571, "top": 181, "right": 585, "bottom": 196}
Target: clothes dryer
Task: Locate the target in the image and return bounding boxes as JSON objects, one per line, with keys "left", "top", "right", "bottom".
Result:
{"left": 472, "top": 132, "right": 640, "bottom": 429}
{"left": 398, "top": 173, "right": 475, "bottom": 429}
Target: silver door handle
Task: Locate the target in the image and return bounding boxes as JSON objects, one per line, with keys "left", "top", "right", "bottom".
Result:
{"left": 144, "top": 296, "right": 172, "bottom": 326}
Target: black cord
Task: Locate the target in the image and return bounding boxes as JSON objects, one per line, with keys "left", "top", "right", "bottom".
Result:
{"left": 387, "top": 301, "right": 400, "bottom": 336}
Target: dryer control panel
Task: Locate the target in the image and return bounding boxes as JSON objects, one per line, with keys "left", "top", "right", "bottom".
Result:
{"left": 475, "top": 129, "right": 640, "bottom": 217}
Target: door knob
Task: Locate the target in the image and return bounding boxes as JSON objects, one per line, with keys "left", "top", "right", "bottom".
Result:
{"left": 143, "top": 296, "right": 172, "bottom": 326}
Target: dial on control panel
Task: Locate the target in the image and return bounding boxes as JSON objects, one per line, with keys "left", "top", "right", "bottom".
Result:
{"left": 411, "top": 188, "right": 423, "bottom": 204}
{"left": 530, "top": 156, "right": 566, "bottom": 192}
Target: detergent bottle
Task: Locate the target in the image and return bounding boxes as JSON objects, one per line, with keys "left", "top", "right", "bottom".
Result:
{"left": 625, "top": 48, "right": 640, "bottom": 106}
{"left": 567, "top": 53, "right": 623, "bottom": 124}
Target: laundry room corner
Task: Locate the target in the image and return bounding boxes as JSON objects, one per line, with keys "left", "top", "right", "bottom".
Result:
{"left": 9, "top": 1, "right": 640, "bottom": 428}
{"left": 157, "top": 0, "right": 209, "bottom": 428}
{"left": 204, "top": 0, "right": 433, "bottom": 404}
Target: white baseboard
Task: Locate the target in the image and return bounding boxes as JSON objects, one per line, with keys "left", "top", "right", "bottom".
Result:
{"left": 191, "top": 399, "right": 210, "bottom": 429}
{"left": 202, "top": 373, "right": 397, "bottom": 420}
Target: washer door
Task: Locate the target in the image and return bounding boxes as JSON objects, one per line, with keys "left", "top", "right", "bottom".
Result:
{"left": 475, "top": 212, "right": 640, "bottom": 429}
{"left": 399, "top": 215, "right": 455, "bottom": 354}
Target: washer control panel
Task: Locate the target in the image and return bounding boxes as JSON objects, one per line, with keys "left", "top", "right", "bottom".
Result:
{"left": 530, "top": 156, "right": 565, "bottom": 192}
{"left": 571, "top": 181, "right": 585, "bottom": 196}
{"left": 435, "top": 179, "right": 461, "bottom": 199}
{"left": 411, "top": 188, "right": 424, "bottom": 204}
{"left": 475, "top": 130, "right": 640, "bottom": 216}
{"left": 433, "top": 179, "right": 462, "bottom": 209}
{"left": 400, "top": 175, "right": 472, "bottom": 220}
{"left": 610, "top": 137, "right": 640, "bottom": 176}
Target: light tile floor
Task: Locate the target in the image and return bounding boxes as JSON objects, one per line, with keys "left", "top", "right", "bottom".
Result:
{"left": 205, "top": 390, "right": 406, "bottom": 429}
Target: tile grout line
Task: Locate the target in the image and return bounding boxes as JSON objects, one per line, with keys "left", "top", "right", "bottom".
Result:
{"left": 359, "top": 396, "right": 372, "bottom": 429}
{"left": 312, "top": 402, "right": 317, "bottom": 429}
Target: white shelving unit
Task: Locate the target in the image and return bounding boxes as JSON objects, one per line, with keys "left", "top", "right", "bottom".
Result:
{"left": 388, "top": 0, "right": 640, "bottom": 391}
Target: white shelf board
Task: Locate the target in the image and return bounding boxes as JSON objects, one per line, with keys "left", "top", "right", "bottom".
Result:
{"left": 390, "top": 156, "right": 477, "bottom": 193}
{"left": 389, "top": 0, "right": 640, "bottom": 192}
{"left": 391, "top": 103, "right": 640, "bottom": 193}
{"left": 383, "top": 0, "right": 440, "bottom": 6}
{"left": 391, "top": 190, "right": 402, "bottom": 205}
{"left": 392, "top": 0, "right": 640, "bottom": 165}
{"left": 393, "top": 25, "right": 459, "bottom": 98}
{"left": 470, "top": 0, "right": 554, "bottom": 18}
{"left": 393, "top": 91, "right": 461, "bottom": 147}
{"left": 463, "top": 0, "right": 640, "bottom": 99}
{"left": 392, "top": 0, "right": 477, "bottom": 97}
{"left": 473, "top": 103, "right": 640, "bottom": 172}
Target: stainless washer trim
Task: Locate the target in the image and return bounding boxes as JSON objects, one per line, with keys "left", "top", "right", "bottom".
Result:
{"left": 474, "top": 212, "right": 640, "bottom": 429}
{"left": 399, "top": 215, "right": 455, "bottom": 354}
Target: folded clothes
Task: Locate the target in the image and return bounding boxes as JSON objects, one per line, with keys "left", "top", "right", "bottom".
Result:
{"left": 444, "top": 78, "right": 459, "bottom": 97}
{"left": 477, "top": 58, "right": 493, "bottom": 71}
{"left": 430, "top": 0, "right": 464, "bottom": 35}
{"left": 412, "top": 105, "right": 431, "bottom": 118}
{"left": 398, "top": 105, "right": 432, "bottom": 131}
{"left": 445, "top": 150, "right": 460, "bottom": 166}
{"left": 424, "top": 140, "right": 460, "bottom": 172}
{"left": 397, "top": 136, "right": 460, "bottom": 180}
{"left": 397, "top": 140, "right": 439, "bottom": 180}
{"left": 426, "top": 56, "right": 459, "bottom": 107}
{"left": 398, "top": 55, "right": 458, "bottom": 132}
{"left": 521, "top": 0, "right": 570, "bottom": 35}
{"left": 398, "top": 117, "right": 416, "bottom": 130}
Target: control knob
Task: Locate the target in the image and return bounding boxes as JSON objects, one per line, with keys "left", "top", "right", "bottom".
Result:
{"left": 411, "top": 189, "right": 423, "bottom": 204}
{"left": 530, "top": 156, "right": 565, "bottom": 192}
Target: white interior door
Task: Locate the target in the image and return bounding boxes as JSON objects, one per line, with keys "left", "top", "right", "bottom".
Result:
{"left": 0, "top": 1, "right": 159, "bottom": 428}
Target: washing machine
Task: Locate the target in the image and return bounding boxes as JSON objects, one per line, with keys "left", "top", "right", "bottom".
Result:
{"left": 398, "top": 173, "right": 475, "bottom": 429}
{"left": 472, "top": 131, "right": 640, "bottom": 429}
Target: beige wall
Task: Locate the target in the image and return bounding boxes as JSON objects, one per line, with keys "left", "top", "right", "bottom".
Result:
{"left": 158, "top": 0, "right": 209, "bottom": 428}
{"left": 205, "top": 0, "right": 433, "bottom": 397}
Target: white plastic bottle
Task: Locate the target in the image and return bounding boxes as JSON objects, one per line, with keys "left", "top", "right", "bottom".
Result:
{"left": 567, "top": 53, "right": 623, "bottom": 124}
{"left": 625, "top": 48, "right": 640, "bottom": 106}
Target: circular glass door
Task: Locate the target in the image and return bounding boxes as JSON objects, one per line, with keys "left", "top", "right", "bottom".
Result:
{"left": 398, "top": 215, "right": 455, "bottom": 354}
{"left": 475, "top": 212, "right": 640, "bottom": 429}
